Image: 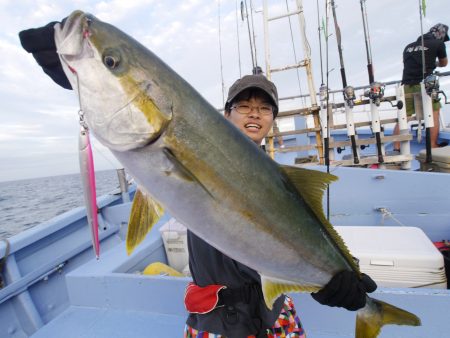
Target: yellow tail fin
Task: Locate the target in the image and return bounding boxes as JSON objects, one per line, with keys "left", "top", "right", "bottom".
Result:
{"left": 356, "top": 297, "right": 421, "bottom": 338}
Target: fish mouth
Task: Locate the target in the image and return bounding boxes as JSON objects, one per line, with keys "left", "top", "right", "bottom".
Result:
{"left": 56, "top": 11, "right": 92, "bottom": 58}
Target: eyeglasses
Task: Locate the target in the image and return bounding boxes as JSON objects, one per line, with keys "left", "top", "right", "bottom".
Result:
{"left": 231, "top": 104, "right": 273, "bottom": 116}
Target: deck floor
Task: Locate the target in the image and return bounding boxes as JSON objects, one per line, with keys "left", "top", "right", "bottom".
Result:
{"left": 30, "top": 306, "right": 187, "bottom": 338}
{"left": 29, "top": 305, "right": 350, "bottom": 338}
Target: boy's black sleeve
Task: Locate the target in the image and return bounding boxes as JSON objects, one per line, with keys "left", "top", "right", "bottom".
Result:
{"left": 18, "top": 21, "right": 72, "bottom": 90}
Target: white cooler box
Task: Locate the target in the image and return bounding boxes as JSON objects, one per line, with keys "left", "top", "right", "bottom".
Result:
{"left": 159, "top": 218, "right": 189, "bottom": 273}
{"left": 335, "top": 226, "right": 447, "bottom": 289}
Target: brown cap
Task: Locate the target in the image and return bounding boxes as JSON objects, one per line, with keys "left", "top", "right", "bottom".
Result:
{"left": 225, "top": 74, "right": 279, "bottom": 117}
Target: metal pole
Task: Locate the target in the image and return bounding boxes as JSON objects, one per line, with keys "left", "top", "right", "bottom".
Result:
{"left": 117, "top": 169, "right": 130, "bottom": 203}
{"left": 295, "top": 0, "right": 323, "bottom": 163}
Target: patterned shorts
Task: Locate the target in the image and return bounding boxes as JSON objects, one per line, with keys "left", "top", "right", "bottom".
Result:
{"left": 184, "top": 296, "right": 306, "bottom": 338}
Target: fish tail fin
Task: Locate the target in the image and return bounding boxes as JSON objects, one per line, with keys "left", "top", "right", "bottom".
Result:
{"left": 355, "top": 297, "right": 421, "bottom": 338}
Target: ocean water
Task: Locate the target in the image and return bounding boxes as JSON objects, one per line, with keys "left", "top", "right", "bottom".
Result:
{"left": 0, "top": 169, "right": 121, "bottom": 240}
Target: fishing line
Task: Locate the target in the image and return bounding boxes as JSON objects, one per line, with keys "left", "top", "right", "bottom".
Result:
{"left": 90, "top": 141, "right": 120, "bottom": 169}
{"left": 316, "top": 0, "right": 324, "bottom": 86}
{"left": 68, "top": 62, "right": 119, "bottom": 171}
{"left": 218, "top": 0, "right": 226, "bottom": 103}
{"left": 235, "top": 0, "right": 242, "bottom": 77}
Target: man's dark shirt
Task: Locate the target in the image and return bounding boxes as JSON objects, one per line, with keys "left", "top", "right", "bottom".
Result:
{"left": 186, "top": 230, "right": 285, "bottom": 337}
{"left": 402, "top": 32, "right": 447, "bottom": 85}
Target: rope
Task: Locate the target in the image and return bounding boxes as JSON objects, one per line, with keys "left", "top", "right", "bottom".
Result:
{"left": 378, "top": 208, "right": 408, "bottom": 227}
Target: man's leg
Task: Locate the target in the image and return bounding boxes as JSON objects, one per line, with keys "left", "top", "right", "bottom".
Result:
{"left": 393, "top": 123, "right": 400, "bottom": 151}
{"left": 431, "top": 109, "right": 440, "bottom": 148}
{"left": 394, "top": 84, "right": 417, "bottom": 151}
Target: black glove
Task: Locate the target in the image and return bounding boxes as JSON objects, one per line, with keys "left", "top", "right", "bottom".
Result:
{"left": 18, "top": 20, "right": 72, "bottom": 90}
{"left": 311, "top": 271, "right": 377, "bottom": 311}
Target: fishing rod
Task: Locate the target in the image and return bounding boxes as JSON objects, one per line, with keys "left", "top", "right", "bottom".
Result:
{"left": 331, "top": 0, "right": 359, "bottom": 165}
{"left": 241, "top": 0, "right": 258, "bottom": 70}
{"left": 324, "top": 0, "right": 331, "bottom": 221}
{"left": 360, "top": 0, "right": 384, "bottom": 164}
{"left": 317, "top": 0, "right": 329, "bottom": 167}
{"left": 323, "top": 0, "right": 331, "bottom": 169}
{"left": 418, "top": 0, "right": 433, "bottom": 163}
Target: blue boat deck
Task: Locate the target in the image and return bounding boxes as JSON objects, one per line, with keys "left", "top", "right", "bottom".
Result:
{"left": 30, "top": 306, "right": 186, "bottom": 338}
{"left": 2, "top": 167, "right": 450, "bottom": 337}
{"left": 27, "top": 209, "right": 450, "bottom": 338}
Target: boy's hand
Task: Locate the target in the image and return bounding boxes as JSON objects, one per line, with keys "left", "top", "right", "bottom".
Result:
{"left": 19, "top": 20, "right": 72, "bottom": 89}
{"left": 311, "top": 271, "right": 377, "bottom": 311}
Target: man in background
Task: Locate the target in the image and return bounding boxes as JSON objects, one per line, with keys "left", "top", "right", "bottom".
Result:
{"left": 394, "top": 23, "right": 448, "bottom": 151}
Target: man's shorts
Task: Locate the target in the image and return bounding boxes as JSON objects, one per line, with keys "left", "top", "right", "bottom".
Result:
{"left": 184, "top": 296, "right": 306, "bottom": 338}
{"left": 404, "top": 84, "right": 441, "bottom": 116}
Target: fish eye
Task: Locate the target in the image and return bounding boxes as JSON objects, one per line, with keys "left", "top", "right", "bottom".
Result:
{"left": 103, "top": 55, "right": 120, "bottom": 69}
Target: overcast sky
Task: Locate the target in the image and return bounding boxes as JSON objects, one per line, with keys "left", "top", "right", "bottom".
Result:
{"left": 1, "top": 0, "right": 450, "bottom": 182}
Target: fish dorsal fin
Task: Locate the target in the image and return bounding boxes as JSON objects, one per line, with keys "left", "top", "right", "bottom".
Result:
{"left": 126, "top": 188, "right": 164, "bottom": 255}
{"left": 280, "top": 165, "right": 337, "bottom": 221}
{"left": 280, "top": 165, "right": 359, "bottom": 272}
{"left": 261, "top": 275, "right": 320, "bottom": 309}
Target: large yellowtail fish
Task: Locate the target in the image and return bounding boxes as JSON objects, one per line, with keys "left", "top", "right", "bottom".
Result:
{"left": 52, "top": 11, "right": 420, "bottom": 338}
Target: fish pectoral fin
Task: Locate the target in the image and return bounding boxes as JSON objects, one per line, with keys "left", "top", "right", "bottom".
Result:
{"left": 261, "top": 275, "right": 319, "bottom": 310}
{"left": 126, "top": 188, "right": 164, "bottom": 255}
{"left": 356, "top": 297, "right": 421, "bottom": 338}
{"left": 163, "top": 147, "right": 214, "bottom": 198}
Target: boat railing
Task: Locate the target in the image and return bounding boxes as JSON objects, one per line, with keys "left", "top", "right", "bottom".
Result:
{"left": 266, "top": 74, "right": 450, "bottom": 169}
{"left": 258, "top": 0, "right": 450, "bottom": 170}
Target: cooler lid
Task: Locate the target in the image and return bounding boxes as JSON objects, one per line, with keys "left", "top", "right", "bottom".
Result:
{"left": 335, "top": 226, "right": 444, "bottom": 270}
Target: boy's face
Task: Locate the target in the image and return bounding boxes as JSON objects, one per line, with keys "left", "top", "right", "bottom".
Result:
{"left": 225, "top": 94, "right": 274, "bottom": 145}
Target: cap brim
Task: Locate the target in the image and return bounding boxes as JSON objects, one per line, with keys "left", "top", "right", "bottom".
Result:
{"left": 228, "top": 84, "right": 276, "bottom": 106}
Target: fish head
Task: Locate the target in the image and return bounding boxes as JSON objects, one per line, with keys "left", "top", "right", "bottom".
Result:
{"left": 55, "top": 10, "right": 172, "bottom": 151}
